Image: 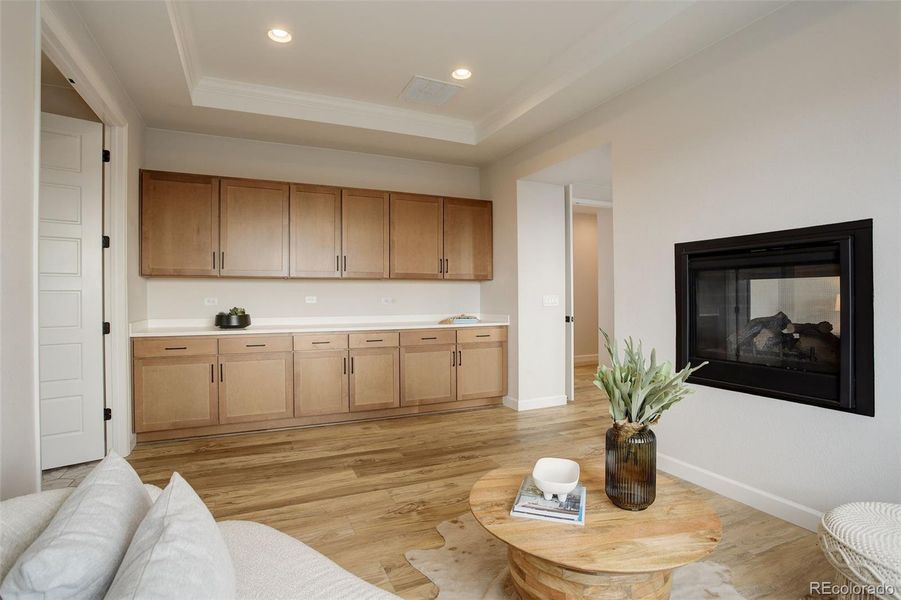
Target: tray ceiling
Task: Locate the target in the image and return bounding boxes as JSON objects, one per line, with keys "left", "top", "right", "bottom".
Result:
{"left": 72, "top": 0, "right": 785, "bottom": 165}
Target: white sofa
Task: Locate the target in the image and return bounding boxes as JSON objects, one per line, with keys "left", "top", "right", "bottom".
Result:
{"left": 1, "top": 485, "right": 399, "bottom": 600}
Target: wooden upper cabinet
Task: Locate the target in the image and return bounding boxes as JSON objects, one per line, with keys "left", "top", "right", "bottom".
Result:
{"left": 141, "top": 171, "right": 219, "bottom": 276}
{"left": 443, "top": 198, "right": 493, "bottom": 280}
{"left": 219, "top": 178, "right": 290, "bottom": 277}
{"left": 290, "top": 185, "right": 341, "bottom": 278}
{"left": 341, "top": 188, "right": 389, "bottom": 279}
{"left": 390, "top": 193, "right": 443, "bottom": 279}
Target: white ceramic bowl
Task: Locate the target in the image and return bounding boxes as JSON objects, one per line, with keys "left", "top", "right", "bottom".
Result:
{"left": 532, "top": 457, "right": 580, "bottom": 500}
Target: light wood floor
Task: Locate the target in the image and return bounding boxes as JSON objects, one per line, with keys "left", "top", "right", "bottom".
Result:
{"left": 128, "top": 365, "right": 834, "bottom": 599}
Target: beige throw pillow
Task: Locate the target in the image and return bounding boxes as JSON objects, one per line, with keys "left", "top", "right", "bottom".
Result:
{"left": 104, "top": 472, "right": 235, "bottom": 600}
{"left": 0, "top": 451, "right": 152, "bottom": 599}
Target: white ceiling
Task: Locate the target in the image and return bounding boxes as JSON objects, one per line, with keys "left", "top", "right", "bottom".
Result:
{"left": 72, "top": 1, "right": 785, "bottom": 165}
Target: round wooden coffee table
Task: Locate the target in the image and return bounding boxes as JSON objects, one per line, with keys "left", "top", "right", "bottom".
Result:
{"left": 469, "top": 464, "right": 722, "bottom": 600}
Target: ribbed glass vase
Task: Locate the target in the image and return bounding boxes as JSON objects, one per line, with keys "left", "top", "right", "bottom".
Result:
{"left": 605, "top": 424, "right": 657, "bottom": 510}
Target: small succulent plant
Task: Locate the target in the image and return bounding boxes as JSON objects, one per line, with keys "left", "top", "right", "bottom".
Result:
{"left": 594, "top": 331, "right": 706, "bottom": 428}
{"left": 228, "top": 307, "right": 247, "bottom": 316}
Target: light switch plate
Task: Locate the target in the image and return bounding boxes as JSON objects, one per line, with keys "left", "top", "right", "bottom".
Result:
{"left": 381, "top": 297, "right": 395, "bottom": 305}
{"left": 204, "top": 297, "right": 218, "bottom": 306}
{"left": 542, "top": 295, "right": 560, "bottom": 307}
{"left": 305, "top": 296, "right": 317, "bottom": 304}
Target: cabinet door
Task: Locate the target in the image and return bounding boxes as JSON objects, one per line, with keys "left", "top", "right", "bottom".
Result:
{"left": 290, "top": 184, "right": 341, "bottom": 278}
{"left": 218, "top": 352, "right": 294, "bottom": 424}
{"left": 220, "top": 178, "right": 290, "bottom": 277}
{"left": 390, "top": 193, "right": 443, "bottom": 279}
{"left": 444, "top": 198, "right": 493, "bottom": 280}
{"left": 133, "top": 356, "right": 218, "bottom": 432}
{"left": 341, "top": 188, "right": 389, "bottom": 278}
{"left": 141, "top": 171, "right": 219, "bottom": 276}
{"left": 294, "top": 350, "right": 349, "bottom": 417}
{"left": 457, "top": 342, "right": 507, "bottom": 400}
{"left": 349, "top": 347, "right": 399, "bottom": 411}
{"left": 400, "top": 344, "right": 456, "bottom": 406}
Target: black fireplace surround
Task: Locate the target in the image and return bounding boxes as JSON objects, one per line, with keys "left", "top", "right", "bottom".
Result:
{"left": 675, "top": 220, "right": 873, "bottom": 416}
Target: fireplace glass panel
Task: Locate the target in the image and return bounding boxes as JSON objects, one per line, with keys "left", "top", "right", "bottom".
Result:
{"left": 693, "top": 261, "right": 841, "bottom": 375}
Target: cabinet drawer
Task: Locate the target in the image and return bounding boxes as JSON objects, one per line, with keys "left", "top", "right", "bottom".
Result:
{"left": 294, "top": 333, "right": 348, "bottom": 351}
{"left": 349, "top": 332, "right": 399, "bottom": 348}
{"left": 218, "top": 335, "right": 293, "bottom": 354}
{"left": 456, "top": 327, "right": 507, "bottom": 344}
{"left": 133, "top": 337, "right": 218, "bottom": 358}
{"left": 400, "top": 329, "right": 456, "bottom": 346}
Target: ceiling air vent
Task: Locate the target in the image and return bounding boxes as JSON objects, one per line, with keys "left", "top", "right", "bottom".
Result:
{"left": 400, "top": 76, "right": 463, "bottom": 106}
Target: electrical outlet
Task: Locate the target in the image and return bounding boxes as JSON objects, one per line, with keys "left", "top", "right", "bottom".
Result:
{"left": 204, "top": 297, "right": 218, "bottom": 306}
{"left": 305, "top": 296, "right": 317, "bottom": 304}
{"left": 542, "top": 295, "right": 560, "bottom": 307}
{"left": 381, "top": 297, "right": 395, "bottom": 305}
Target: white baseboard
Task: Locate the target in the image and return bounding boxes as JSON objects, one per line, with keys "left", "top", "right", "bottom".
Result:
{"left": 657, "top": 452, "right": 823, "bottom": 532}
{"left": 574, "top": 354, "right": 598, "bottom": 366}
{"left": 503, "top": 395, "right": 568, "bottom": 411}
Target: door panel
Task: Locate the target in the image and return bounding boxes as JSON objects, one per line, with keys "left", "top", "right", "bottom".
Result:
{"left": 133, "top": 356, "right": 218, "bottom": 433}
{"left": 220, "top": 178, "right": 290, "bottom": 277}
{"left": 218, "top": 353, "right": 294, "bottom": 424}
{"left": 444, "top": 198, "right": 493, "bottom": 280}
{"left": 290, "top": 184, "right": 341, "bottom": 278}
{"left": 457, "top": 342, "right": 507, "bottom": 400}
{"left": 294, "top": 350, "right": 349, "bottom": 416}
{"left": 141, "top": 170, "right": 219, "bottom": 276}
{"left": 39, "top": 113, "right": 105, "bottom": 469}
{"left": 349, "top": 348, "right": 399, "bottom": 411}
{"left": 341, "top": 188, "right": 389, "bottom": 278}
{"left": 400, "top": 344, "right": 456, "bottom": 406}
{"left": 390, "top": 193, "right": 443, "bottom": 279}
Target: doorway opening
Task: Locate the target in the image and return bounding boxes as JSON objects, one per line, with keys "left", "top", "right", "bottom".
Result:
{"left": 38, "top": 52, "right": 107, "bottom": 478}
{"left": 522, "top": 144, "right": 614, "bottom": 402}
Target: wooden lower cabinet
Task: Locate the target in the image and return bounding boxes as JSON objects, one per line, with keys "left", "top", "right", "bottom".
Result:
{"left": 349, "top": 347, "right": 399, "bottom": 411}
{"left": 457, "top": 342, "right": 507, "bottom": 401}
{"left": 400, "top": 344, "right": 456, "bottom": 406}
{"left": 133, "top": 327, "right": 506, "bottom": 440}
{"left": 218, "top": 353, "right": 294, "bottom": 424}
{"left": 133, "top": 355, "right": 218, "bottom": 432}
{"left": 294, "top": 350, "right": 349, "bottom": 416}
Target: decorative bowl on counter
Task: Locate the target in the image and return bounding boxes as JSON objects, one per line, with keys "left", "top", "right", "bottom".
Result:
{"left": 532, "top": 457, "right": 580, "bottom": 500}
{"left": 215, "top": 313, "right": 251, "bottom": 329}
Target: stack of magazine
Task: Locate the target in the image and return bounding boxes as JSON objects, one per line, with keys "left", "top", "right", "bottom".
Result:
{"left": 510, "top": 475, "right": 586, "bottom": 526}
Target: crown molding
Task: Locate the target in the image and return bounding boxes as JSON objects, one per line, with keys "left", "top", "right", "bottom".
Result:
{"left": 191, "top": 76, "right": 478, "bottom": 144}
{"left": 474, "top": 2, "right": 693, "bottom": 141}
{"left": 165, "top": 0, "right": 201, "bottom": 91}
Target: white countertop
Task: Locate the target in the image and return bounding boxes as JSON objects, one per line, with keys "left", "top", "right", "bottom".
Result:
{"left": 129, "top": 314, "right": 509, "bottom": 338}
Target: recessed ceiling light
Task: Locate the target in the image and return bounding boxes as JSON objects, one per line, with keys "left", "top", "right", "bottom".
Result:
{"left": 451, "top": 68, "right": 472, "bottom": 81}
{"left": 267, "top": 28, "right": 292, "bottom": 43}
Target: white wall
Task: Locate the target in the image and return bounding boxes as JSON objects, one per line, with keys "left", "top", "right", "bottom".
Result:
{"left": 597, "top": 207, "right": 614, "bottom": 365}
{"left": 573, "top": 211, "right": 599, "bottom": 363}
{"left": 482, "top": 1, "right": 901, "bottom": 527}
{"left": 1, "top": 0, "right": 41, "bottom": 499}
{"left": 510, "top": 181, "right": 566, "bottom": 409}
{"left": 142, "top": 129, "right": 482, "bottom": 321}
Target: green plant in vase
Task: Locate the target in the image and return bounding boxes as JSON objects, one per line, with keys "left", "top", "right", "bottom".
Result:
{"left": 594, "top": 331, "right": 706, "bottom": 510}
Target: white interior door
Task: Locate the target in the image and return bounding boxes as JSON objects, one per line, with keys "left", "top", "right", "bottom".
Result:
{"left": 39, "top": 112, "right": 105, "bottom": 469}
{"left": 564, "top": 185, "right": 575, "bottom": 402}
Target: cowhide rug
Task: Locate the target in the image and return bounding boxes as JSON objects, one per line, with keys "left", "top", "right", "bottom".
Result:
{"left": 405, "top": 512, "right": 746, "bottom": 600}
